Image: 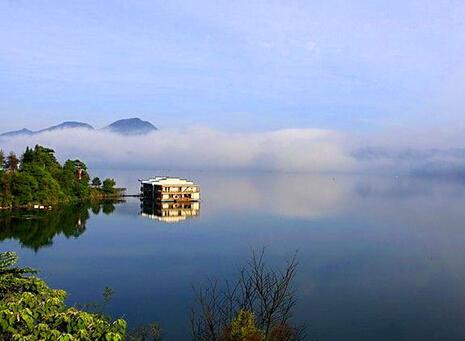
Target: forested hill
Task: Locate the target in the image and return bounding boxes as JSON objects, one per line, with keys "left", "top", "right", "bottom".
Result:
{"left": 0, "top": 145, "right": 120, "bottom": 208}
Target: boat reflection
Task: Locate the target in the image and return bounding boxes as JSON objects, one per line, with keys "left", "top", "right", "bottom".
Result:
{"left": 140, "top": 200, "right": 200, "bottom": 223}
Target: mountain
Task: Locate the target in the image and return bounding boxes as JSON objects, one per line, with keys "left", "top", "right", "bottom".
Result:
{"left": 104, "top": 118, "right": 157, "bottom": 135}
{"left": 37, "top": 121, "right": 94, "bottom": 133}
{"left": 0, "top": 118, "right": 157, "bottom": 138}
{"left": 0, "top": 128, "right": 34, "bottom": 137}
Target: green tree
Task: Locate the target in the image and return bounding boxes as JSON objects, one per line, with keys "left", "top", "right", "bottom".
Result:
{"left": 92, "top": 177, "right": 102, "bottom": 188}
{"left": 5, "top": 152, "right": 19, "bottom": 172}
{"left": 0, "top": 175, "right": 11, "bottom": 206}
{"left": 0, "top": 145, "right": 120, "bottom": 207}
{"left": 102, "top": 178, "right": 116, "bottom": 194}
{"left": 20, "top": 146, "right": 34, "bottom": 165}
{"left": 0, "top": 150, "right": 5, "bottom": 170}
{"left": 23, "top": 164, "right": 64, "bottom": 204}
{"left": 21, "top": 145, "right": 61, "bottom": 175}
{"left": 9, "top": 172, "right": 38, "bottom": 205}
{"left": 61, "top": 160, "right": 91, "bottom": 200}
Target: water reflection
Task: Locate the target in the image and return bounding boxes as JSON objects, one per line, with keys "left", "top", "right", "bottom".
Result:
{"left": 140, "top": 200, "right": 200, "bottom": 223}
{"left": 5, "top": 172, "right": 465, "bottom": 339}
{"left": 93, "top": 170, "right": 350, "bottom": 219}
{"left": 199, "top": 173, "right": 349, "bottom": 219}
{"left": 0, "top": 201, "right": 122, "bottom": 251}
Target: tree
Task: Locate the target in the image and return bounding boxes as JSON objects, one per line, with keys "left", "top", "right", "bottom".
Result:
{"left": 20, "top": 146, "right": 34, "bottom": 165}
{"left": 0, "top": 149, "right": 5, "bottom": 170}
{"left": 61, "top": 160, "right": 91, "bottom": 200}
{"left": 102, "top": 178, "right": 116, "bottom": 194}
{"left": 24, "top": 164, "right": 64, "bottom": 204}
{"left": 91, "top": 177, "right": 102, "bottom": 188}
{"left": 0, "top": 145, "right": 120, "bottom": 207}
{"left": 6, "top": 152, "right": 19, "bottom": 172}
{"left": 21, "top": 145, "right": 60, "bottom": 172}
{"left": 0, "top": 174, "right": 11, "bottom": 206}
{"left": 191, "top": 249, "right": 305, "bottom": 341}
{"left": 9, "top": 172, "right": 38, "bottom": 205}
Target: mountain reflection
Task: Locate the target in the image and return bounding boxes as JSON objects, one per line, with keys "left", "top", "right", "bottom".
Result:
{"left": 140, "top": 200, "right": 200, "bottom": 223}
{"left": 0, "top": 201, "right": 121, "bottom": 251}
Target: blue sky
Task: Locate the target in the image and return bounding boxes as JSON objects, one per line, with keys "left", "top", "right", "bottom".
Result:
{"left": 1, "top": 0, "right": 465, "bottom": 133}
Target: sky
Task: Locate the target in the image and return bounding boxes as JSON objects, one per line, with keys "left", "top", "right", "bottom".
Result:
{"left": 1, "top": 0, "right": 465, "bottom": 133}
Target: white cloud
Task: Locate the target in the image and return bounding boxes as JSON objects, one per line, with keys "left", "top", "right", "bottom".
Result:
{"left": 3, "top": 124, "right": 465, "bottom": 178}
{"left": 304, "top": 40, "right": 318, "bottom": 52}
{"left": 0, "top": 127, "right": 355, "bottom": 173}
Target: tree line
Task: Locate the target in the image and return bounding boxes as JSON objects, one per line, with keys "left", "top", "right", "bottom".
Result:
{"left": 0, "top": 145, "right": 120, "bottom": 208}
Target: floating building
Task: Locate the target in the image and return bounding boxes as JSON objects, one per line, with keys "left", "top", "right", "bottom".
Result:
{"left": 139, "top": 177, "right": 200, "bottom": 202}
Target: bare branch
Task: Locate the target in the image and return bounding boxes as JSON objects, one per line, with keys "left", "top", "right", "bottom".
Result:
{"left": 190, "top": 249, "right": 306, "bottom": 340}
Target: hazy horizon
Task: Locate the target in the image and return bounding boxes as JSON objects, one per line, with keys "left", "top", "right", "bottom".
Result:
{"left": 2, "top": 1, "right": 465, "bottom": 174}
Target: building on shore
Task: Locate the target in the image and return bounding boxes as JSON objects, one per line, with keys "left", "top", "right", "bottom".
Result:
{"left": 139, "top": 177, "right": 200, "bottom": 202}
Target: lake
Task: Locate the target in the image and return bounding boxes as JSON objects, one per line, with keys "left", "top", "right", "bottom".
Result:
{"left": 2, "top": 171, "right": 465, "bottom": 340}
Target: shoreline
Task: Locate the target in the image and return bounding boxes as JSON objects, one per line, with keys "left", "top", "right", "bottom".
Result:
{"left": 0, "top": 194, "right": 129, "bottom": 211}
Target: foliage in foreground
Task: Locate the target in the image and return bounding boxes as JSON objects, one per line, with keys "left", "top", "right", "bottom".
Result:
{"left": 0, "top": 251, "right": 126, "bottom": 340}
{"left": 0, "top": 247, "right": 304, "bottom": 340}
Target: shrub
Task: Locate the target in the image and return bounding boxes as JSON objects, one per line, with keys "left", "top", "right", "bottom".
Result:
{"left": 222, "top": 310, "right": 263, "bottom": 341}
{"left": 190, "top": 249, "right": 305, "bottom": 341}
{"left": 0, "top": 251, "right": 127, "bottom": 340}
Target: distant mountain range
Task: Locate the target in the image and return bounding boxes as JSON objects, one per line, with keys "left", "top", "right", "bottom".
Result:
{"left": 0, "top": 118, "right": 157, "bottom": 137}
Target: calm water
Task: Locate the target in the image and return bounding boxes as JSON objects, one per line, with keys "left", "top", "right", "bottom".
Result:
{"left": 2, "top": 171, "right": 465, "bottom": 340}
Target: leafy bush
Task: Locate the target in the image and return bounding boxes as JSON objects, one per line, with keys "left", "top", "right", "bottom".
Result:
{"left": 0, "top": 251, "right": 127, "bottom": 340}
{"left": 222, "top": 310, "right": 263, "bottom": 341}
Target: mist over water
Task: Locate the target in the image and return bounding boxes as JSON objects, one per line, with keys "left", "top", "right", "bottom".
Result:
{"left": 3, "top": 126, "right": 465, "bottom": 178}
{"left": 0, "top": 128, "right": 353, "bottom": 173}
